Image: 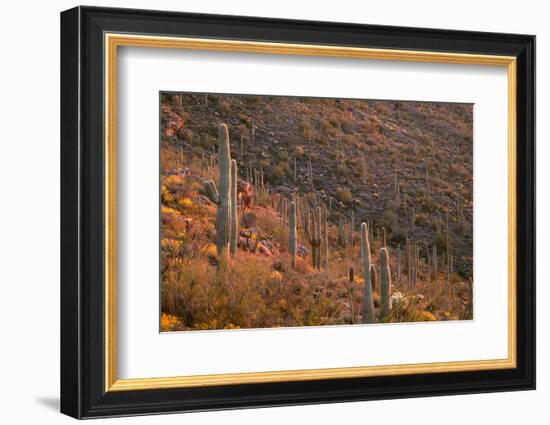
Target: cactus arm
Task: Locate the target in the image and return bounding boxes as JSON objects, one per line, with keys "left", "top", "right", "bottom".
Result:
{"left": 204, "top": 180, "right": 219, "bottom": 204}
{"left": 289, "top": 201, "right": 297, "bottom": 268}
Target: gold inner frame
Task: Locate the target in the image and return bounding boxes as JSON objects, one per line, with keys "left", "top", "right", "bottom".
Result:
{"left": 104, "top": 33, "right": 517, "bottom": 392}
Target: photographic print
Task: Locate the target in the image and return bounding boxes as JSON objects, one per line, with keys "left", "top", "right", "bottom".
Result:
{"left": 160, "top": 92, "right": 473, "bottom": 332}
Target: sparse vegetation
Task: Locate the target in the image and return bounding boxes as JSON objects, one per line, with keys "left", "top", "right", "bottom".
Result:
{"left": 160, "top": 93, "right": 473, "bottom": 331}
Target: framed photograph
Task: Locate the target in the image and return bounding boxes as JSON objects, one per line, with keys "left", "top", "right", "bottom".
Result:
{"left": 60, "top": 6, "right": 535, "bottom": 419}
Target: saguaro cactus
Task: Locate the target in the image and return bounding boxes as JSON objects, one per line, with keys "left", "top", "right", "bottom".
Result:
{"left": 350, "top": 210, "right": 355, "bottom": 247}
{"left": 348, "top": 266, "right": 355, "bottom": 324}
{"left": 230, "top": 159, "right": 238, "bottom": 258}
{"left": 425, "top": 241, "right": 431, "bottom": 282}
{"left": 322, "top": 205, "right": 329, "bottom": 270}
{"left": 406, "top": 238, "right": 412, "bottom": 287}
{"left": 397, "top": 243, "right": 402, "bottom": 285}
{"left": 305, "top": 207, "right": 321, "bottom": 269}
{"left": 360, "top": 222, "right": 374, "bottom": 323}
{"left": 433, "top": 245, "right": 438, "bottom": 283}
{"left": 379, "top": 247, "right": 392, "bottom": 318}
{"left": 289, "top": 201, "right": 297, "bottom": 268}
{"left": 205, "top": 124, "right": 232, "bottom": 259}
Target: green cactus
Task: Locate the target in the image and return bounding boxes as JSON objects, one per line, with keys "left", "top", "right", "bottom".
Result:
{"left": 289, "top": 201, "right": 297, "bottom": 268}
{"left": 433, "top": 245, "right": 438, "bottom": 283}
{"left": 305, "top": 207, "right": 321, "bottom": 269}
{"left": 230, "top": 159, "right": 238, "bottom": 258}
{"left": 351, "top": 210, "right": 355, "bottom": 247}
{"left": 360, "top": 222, "right": 374, "bottom": 323}
{"left": 425, "top": 242, "right": 432, "bottom": 283}
{"left": 397, "top": 243, "right": 401, "bottom": 285}
{"left": 406, "top": 238, "right": 412, "bottom": 287}
{"left": 322, "top": 205, "right": 329, "bottom": 270}
{"left": 379, "top": 247, "right": 392, "bottom": 318}
{"left": 204, "top": 124, "right": 232, "bottom": 259}
{"left": 348, "top": 265, "right": 355, "bottom": 324}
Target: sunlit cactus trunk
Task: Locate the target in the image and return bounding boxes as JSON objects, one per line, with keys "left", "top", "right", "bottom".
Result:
{"left": 397, "top": 243, "right": 402, "bottom": 285}
{"left": 230, "top": 159, "right": 238, "bottom": 258}
{"left": 360, "top": 222, "right": 374, "bottom": 323}
{"left": 350, "top": 210, "right": 355, "bottom": 247}
{"left": 380, "top": 247, "right": 392, "bottom": 318}
{"left": 433, "top": 245, "right": 438, "bottom": 283}
{"left": 305, "top": 207, "right": 322, "bottom": 269}
{"left": 313, "top": 207, "right": 322, "bottom": 269}
{"left": 289, "top": 201, "right": 297, "bottom": 268}
{"left": 204, "top": 124, "right": 232, "bottom": 260}
{"left": 322, "top": 205, "right": 329, "bottom": 270}
{"left": 348, "top": 266, "right": 355, "bottom": 324}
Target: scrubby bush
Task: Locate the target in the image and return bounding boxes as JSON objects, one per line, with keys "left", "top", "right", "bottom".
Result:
{"left": 335, "top": 187, "right": 353, "bottom": 205}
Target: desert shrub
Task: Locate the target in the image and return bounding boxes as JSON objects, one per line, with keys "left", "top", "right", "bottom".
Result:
{"left": 244, "top": 96, "right": 262, "bottom": 107}
{"left": 455, "top": 219, "right": 468, "bottom": 235}
{"left": 381, "top": 298, "right": 437, "bottom": 323}
{"left": 288, "top": 283, "right": 341, "bottom": 326}
{"left": 422, "top": 196, "right": 438, "bottom": 213}
{"left": 343, "top": 133, "right": 360, "bottom": 147}
{"left": 335, "top": 187, "right": 353, "bottom": 205}
{"left": 380, "top": 209, "right": 399, "bottom": 233}
{"left": 320, "top": 118, "right": 333, "bottom": 135}
{"left": 180, "top": 128, "right": 193, "bottom": 143}
{"left": 415, "top": 212, "right": 429, "bottom": 227}
{"left": 339, "top": 116, "right": 355, "bottom": 133}
{"left": 265, "top": 164, "right": 285, "bottom": 184}
{"left": 277, "top": 149, "right": 289, "bottom": 161}
{"left": 390, "top": 227, "right": 407, "bottom": 245}
{"left": 162, "top": 256, "right": 274, "bottom": 330}
{"left": 359, "top": 119, "right": 376, "bottom": 135}
{"left": 216, "top": 99, "right": 231, "bottom": 115}
{"left": 385, "top": 200, "right": 399, "bottom": 213}
{"left": 160, "top": 313, "right": 182, "bottom": 332}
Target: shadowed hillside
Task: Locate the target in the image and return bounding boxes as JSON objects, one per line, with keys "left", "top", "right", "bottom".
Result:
{"left": 160, "top": 92, "right": 473, "bottom": 331}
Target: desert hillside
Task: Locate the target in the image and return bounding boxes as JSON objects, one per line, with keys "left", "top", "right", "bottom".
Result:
{"left": 160, "top": 92, "right": 473, "bottom": 331}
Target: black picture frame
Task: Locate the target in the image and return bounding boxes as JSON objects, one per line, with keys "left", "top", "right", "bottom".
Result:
{"left": 61, "top": 5, "right": 535, "bottom": 419}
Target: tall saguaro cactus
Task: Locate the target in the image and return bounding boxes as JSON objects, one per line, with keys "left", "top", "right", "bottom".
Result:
{"left": 397, "top": 243, "right": 402, "bottom": 285}
{"left": 360, "top": 222, "right": 374, "bottom": 323}
{"left": 322, "top": 205, "right": 329, "bottom": 270}
{"left": 304, "top": 206, "right": 321, "bottom": 269}
{"left": 205, "top": 124, "right": 232, "bottom": 260}
{"left": 348, "top": 266, "right": 356, "bottom": 324}
{"left": 289, "top": 201, "right": 297, "bottom": 268}
{"left": 379, "top": 247, "right": 392, "bottom": 318}
{"left": 433, "top": 245, "right": 438, "bottom": 283}
{"left": 230, "top": 159, "right": 238, "bottom": 258}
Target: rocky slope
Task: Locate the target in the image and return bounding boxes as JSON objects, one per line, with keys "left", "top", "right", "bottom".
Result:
{"left": 161, "top": 93, "right": 473, "bottom": 278}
